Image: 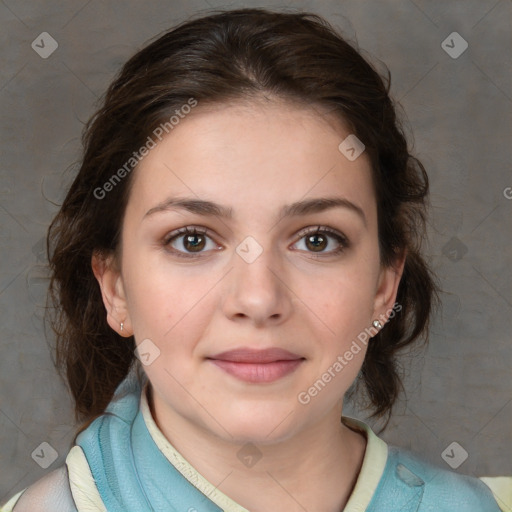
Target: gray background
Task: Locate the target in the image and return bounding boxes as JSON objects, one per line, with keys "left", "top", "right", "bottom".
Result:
{"left": 1, "top": 0, "right": 511, "bottom": 503}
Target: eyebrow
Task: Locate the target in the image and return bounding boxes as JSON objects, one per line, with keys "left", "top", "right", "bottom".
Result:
{"left": 143, "top": 196, "right": 367, "bottom": 226}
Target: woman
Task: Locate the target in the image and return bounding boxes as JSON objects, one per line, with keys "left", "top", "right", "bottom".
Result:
{"left": 2, "top": 7, "right": 510, "bottom": 512}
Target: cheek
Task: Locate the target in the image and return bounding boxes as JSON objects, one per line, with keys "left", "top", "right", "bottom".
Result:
{"left": 125, "top": 274, "right": 174, "bottom": 336}
{"left": 302, "top": 268, "right": 376, "bottom": 328}
{"left": 297, "top": 265, "right": 378, "bottom": 385}
{"left": 123, "top": 253, "right": 216, "bottom": 341}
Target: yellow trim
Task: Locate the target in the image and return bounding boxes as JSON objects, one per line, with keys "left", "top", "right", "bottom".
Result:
{"left": 0, "top": 489, "right": 25, "bottom": 512}
{"left": 66, "top": 445, "right": 107, "bottom": 512}
{"left": 140, "top": 384, "right": 250, "bottom": 512}
{"left": 479, "top": 476, "right": 512, "bottom": 512}
{"left": 341, "top": 417, "right": 389, "bottom": 512}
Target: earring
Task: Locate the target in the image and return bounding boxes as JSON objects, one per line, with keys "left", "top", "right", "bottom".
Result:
{"left": 372, "top": 320, "right": 382, "bottom": 330}
{"left": 120, "top": 322, "right": 124, "bottom": 332}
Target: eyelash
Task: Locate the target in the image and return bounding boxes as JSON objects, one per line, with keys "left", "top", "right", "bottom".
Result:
{"left": 163, "top": 225, "right": 349, "bottom": 260}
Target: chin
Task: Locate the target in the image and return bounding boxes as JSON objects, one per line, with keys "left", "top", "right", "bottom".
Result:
{"left": 212, "top": 402, "right": 302, "bottom": 445}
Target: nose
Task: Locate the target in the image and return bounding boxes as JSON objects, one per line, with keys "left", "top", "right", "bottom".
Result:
{"left": 221, "top": 237, "right": 293, "bottom": 328}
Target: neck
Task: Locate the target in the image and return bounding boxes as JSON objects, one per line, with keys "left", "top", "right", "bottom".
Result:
{"left": 147, "top": 386, "right": 367, "bottom": 512}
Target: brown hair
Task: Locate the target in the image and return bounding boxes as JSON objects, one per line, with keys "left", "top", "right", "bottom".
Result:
{"left": 46, "top": 7, "right": 439, "bottom": 433}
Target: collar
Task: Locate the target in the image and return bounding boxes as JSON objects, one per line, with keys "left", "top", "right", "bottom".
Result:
{"left": 140, "top": 381, "right": 388, "bottom": 511}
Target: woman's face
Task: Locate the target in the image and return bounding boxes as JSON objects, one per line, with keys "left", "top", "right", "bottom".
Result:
{"left": 94, "top": 100, "right": 403, "bottom": 444}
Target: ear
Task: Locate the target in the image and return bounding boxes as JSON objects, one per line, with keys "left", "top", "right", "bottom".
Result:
{"left": 372, "top": 249, "right": 407, "bottom": 323}
{"left": 91, "top": 251, "right": 133, "bottom": 337}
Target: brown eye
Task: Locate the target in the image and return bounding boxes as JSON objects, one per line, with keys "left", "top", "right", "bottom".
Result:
{"left": 305, "top": 232, "right": 328, "bottom": 252}
{"left": 292, "top": 226, "right": 349, "bottom": 257}
{"left": 182, "top": 232, "right": 206, "bottom": 252}
{"left": 164, "top": 227, "right": 220, "bottom": 258}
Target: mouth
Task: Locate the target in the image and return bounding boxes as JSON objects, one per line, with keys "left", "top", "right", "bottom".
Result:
{"left": 207, "top": 348, "right": 305, "bottom": 383}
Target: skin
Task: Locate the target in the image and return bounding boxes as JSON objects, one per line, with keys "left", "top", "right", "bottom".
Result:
{"left": 92, "top": 99, "right": 405, "bottom": 512}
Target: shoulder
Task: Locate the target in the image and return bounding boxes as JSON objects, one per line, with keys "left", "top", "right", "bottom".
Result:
{"left": 375, "top": 445, "right": 503, "bottom": 511}
{"left": 479, "top": 476, "right": 512, "bottom": 512}
{"left": 2, "top": 465, "right": 77, "bottom": 512}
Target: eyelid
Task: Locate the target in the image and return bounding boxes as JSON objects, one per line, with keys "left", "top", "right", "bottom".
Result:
{"left": 163, "top": 225, "right": 210, "bottom": 243}
{"left": 163, "top": 226, "right": 221, "bottom": 257}
{"left": 293, "top": 225, "right": 348, "bottom": 244}
{"left": 163, "top": 224, "right": 349, "bottom": 258}
{"left": 291, "top": 225, "right": 349, "bottom": 256}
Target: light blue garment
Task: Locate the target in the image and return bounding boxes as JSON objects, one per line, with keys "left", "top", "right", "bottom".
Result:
{"left": 75, "top": 372, "right": 501, "bottom": 512}
{"left": 76, "top": 372, "right": 222, "bottom": 512}
{"left": 367, "top": 446, "right": 500, "bottom": 511}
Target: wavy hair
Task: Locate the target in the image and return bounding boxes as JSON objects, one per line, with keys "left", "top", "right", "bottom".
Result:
{"left": 47, "top": 8, "right": 439, "bottom": 433}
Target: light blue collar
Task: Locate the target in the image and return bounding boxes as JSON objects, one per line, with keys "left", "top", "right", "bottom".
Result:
{"left": 76, "top": 369, "right": 501, "bottom": 512}
{"left": 76, "top": 370, "right": 224, "bottom": 511}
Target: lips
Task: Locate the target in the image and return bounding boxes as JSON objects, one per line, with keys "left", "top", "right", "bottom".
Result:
{"left": 209, "top": 347, "right": 303, "bottom": 363}
{"left": 207, "top": 348, "right": 305, "bottom": 383}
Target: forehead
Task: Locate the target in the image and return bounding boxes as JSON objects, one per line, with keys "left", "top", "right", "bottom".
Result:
{"left": 126, "top": 100, "right": 375, "bottom": 223}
